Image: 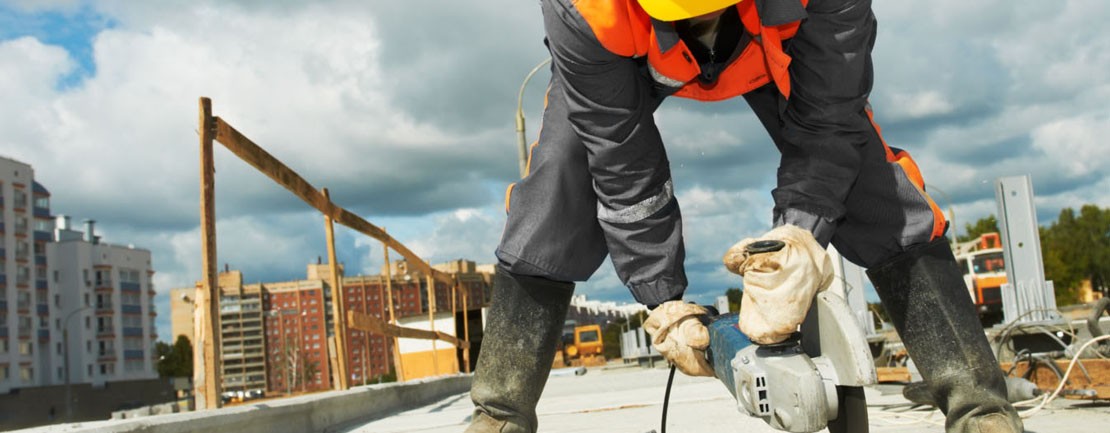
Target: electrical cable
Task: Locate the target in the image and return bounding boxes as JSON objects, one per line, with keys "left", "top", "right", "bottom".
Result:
{"left": 1018, "top": 334, "right": 1110, "bottom": 418}
{"left": 660, "top": 365, "right": 676, "bottom": 433}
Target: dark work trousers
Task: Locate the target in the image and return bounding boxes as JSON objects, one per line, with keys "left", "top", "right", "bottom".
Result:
{"left": 496, "top": 0, "right": 946, "bottom": 306}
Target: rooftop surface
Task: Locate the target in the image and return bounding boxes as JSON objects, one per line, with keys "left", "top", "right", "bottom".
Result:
{"left": 343, "top": 364, "right": 1110, "bottom": 433}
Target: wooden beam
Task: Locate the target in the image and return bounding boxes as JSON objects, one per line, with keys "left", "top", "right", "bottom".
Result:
{"left": 347, "top": 310, "right": 469, "bottom": 349}
{"left": 323, "top": 188, "right": 349, "bottom": 390}
{"left": 427, "top": 274, "right": 439, "bottom": 376}
{"left": 212, "top": 118, "right": 453, "bottom": 285}
{"left": 382, "top": 238, "right": 405, "bottom": 381}
{"left": 196, "top": 97, "right": 222, "bottom": 409}
{"left": 462, "top": 282, "right": 470, "bottom": 374}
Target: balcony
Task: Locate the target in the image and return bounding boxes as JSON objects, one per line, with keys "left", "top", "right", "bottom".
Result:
{"left": 17, "top": 300, "right": 30, "bottom": 312}
{"left": 124, "top": 350, "right": 144, "bottom": 359}
{"left": 98, "top": 350, "right": 117, "bottom": 361}
{"left": 35, "top": 255, "right": 47, "bottom": 266}
{"left": 96, "top": 302, "right": 114, "bottom": 313}
{"left": 97, "top": 327, "right": 114, "bottom": 337}
{"left": 38, "top": 329, "right": 49, "bottom": 340}
{"left": 36, "top": 304, "right": 48, "bottom": 315}
{"left": 36, "top": 279, "right": 47, "bottom": 290}
{"left": 18, "top": 327, "right": 31, "bottom": 338}
{"left": 0, "top": 300, "right": 6, "bottom": 309}
{"left": 120, "top": 282, "right": 141, "bottom": 292}
{"left": 33, "top": 207, "right": 50, "bottom": 219}
{"left": 95, "top": 278, "right": 114, "bottom": 289}
{"left": 123, "top": 327, "right": 144, "bottom": 337}
{"left": 122, "top": 304, "right": 142, "bottom": 314}
{"left": 0, "top": 327, "right": 7, "bottom": 337}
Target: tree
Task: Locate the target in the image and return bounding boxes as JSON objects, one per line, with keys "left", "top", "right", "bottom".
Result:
{"left": 725, "top": 288, "right": 743, "bottom": 314}
{"left": 960, "top": 215, "right": 1000, "bottom": 242}
{"left": 156, "top": 335, "right": 194, "bottom": 378}
{"left": 1042, "top": 205, "right": 1110, "bottom": 300}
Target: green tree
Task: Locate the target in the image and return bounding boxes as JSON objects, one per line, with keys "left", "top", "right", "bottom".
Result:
{"left": 725, "top": 288, "right": 743, "bottom": 314}
{"left": 1042, "top": 205, "right": 1110, "bottom": 301}
{"left": 960, "top": 215, "right": 1000, "bottom": 242}
{"left": 156, "top": 335, "right": 194, "bottom": 378}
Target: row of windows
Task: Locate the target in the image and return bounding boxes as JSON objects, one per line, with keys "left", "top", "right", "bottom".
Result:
{"left": 0, "top": 340, "right": 35, "bottom": 356}
{"left": 0, "top": 365, "right": 34, "bottom": 381}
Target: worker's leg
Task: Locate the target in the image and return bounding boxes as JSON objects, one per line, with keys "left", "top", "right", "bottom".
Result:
{"left": 466, "top": 268, "right": 574, "bottom": 433}
{"left": 471, "top": 75, "right": 602, "bottom": 433}
{"left": 745, "top": 84, "right": 1020, "bottom": 432}
{"left": 836, "top": 110, "right": 1022, "bottom": 433}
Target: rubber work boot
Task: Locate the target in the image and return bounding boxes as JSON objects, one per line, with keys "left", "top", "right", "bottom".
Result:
{"left": 867, "top": 238, "right": 1024, "bottom": 433}
{"left": 465, "top": 267, "right": 575, "bottom": 433}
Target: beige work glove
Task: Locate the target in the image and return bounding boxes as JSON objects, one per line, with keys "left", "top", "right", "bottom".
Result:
{"left": 722, "top": 224, "right": 834, "bottom": 345}
{"left": 643, "top": 301, "right": 714, "bottom": 377}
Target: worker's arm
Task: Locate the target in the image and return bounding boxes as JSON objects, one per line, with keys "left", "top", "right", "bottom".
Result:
{"left": 542, "top": 0, "right": 686, "bottom": 306}
{"left": 772, "top": 0, "right": 878, "bottom": 245}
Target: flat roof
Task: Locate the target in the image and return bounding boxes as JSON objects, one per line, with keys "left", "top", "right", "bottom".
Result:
{"left": 341, "top": 364, "right": 1110, "bottom": 433}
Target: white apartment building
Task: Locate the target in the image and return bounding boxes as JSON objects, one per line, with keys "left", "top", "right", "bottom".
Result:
{"left": 51, "top": 217, "right": 158, "bottom": 387}
{"left": 0, "top": 157, "right": 56, "bottom": 392}
{"left": 0, "top": 156, "right": 157, "bottom": 393}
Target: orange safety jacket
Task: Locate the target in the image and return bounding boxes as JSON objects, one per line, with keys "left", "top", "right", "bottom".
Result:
{"left": 574, "top": 0, "right": 809, "bottom": 101}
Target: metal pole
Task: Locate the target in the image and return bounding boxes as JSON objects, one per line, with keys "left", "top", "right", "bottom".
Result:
{"left": 63, "top": 306, "right": 90, "bottom": 421}
{"left": 196, "top": 97, "right": 222, "bottom": 409}
{"left": 515, "top": 57, "right": 552, "bottom": 178}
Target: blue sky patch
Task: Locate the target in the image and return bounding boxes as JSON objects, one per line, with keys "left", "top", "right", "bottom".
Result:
{"left": 0, "top": 2, "right": 115, "bottom": 89}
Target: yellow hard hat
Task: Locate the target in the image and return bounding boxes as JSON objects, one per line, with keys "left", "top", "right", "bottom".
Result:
{"left": 637, "top": 0, "right": 744, "bottom": 21}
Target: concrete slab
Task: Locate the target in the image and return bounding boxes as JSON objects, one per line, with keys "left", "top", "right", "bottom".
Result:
{"left": 343, "top": 366, "right": 1110, "bottom": 433}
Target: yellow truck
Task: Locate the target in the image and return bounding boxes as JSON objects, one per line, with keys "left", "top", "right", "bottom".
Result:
{"left": 553, "top": 321, "right": 605, "bottom": 367}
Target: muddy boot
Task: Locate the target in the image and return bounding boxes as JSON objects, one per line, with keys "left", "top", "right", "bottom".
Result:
{"left": 867, "top": 238, "right": 1023, "bottom": 433}
{"left": 465, "top": 267, "right": 574, "bottom": 433}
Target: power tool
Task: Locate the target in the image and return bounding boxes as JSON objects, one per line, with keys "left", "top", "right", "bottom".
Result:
{"left": 702, "top": 242, "right": 877, "bottom": 433}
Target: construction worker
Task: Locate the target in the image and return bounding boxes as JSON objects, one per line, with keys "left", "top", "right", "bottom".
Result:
{"left": 467, "top": 0, "right": 1023, "bottom": 432}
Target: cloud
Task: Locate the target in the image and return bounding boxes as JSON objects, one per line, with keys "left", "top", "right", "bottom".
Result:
{"left": 2, "top": 0, "right": 1108, "bottom": 342}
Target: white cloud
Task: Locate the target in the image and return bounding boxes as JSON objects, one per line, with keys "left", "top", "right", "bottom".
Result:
{"left": 887, "top": 90, "right": 955, "bottom": 120}
{"left": 1030, "top": 114, "right": 1110, "bottom": 177}
{"left": 2, "top": 0, "right": 1108, "bottom": 334}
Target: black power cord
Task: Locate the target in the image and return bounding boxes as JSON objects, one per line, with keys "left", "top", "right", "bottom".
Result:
{"left": 660, "top": 365, "right": 677, "bottom": 433}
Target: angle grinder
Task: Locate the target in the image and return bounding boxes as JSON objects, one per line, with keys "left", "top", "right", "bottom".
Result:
{"left": 703, "top": 241, "right": 877, "bottom": 433}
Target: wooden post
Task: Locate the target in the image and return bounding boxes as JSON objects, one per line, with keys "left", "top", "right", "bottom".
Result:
{"left": 451, "top": 279, "right": 459, "bottom": 373}
{"left": 382, "top": 238, "right": 404, "bottom": 381}
{"left": 462, "top": 282, "right": 470, "bottom": 374}
{"left": 427, "top": 274, "right": 439, "bottom": 376}
{"left": 322, "top": 188, "right": 350, "bottom": 390}
{"left": 195, "top": 97, "right": 222, "bottom": 409}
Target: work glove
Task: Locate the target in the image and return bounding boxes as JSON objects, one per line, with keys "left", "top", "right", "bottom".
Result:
{"left": 643, "top": 301, "right": 715, "bottom": 377}
{"left": 722, "top": 224, "right": 834, "bottom": 345}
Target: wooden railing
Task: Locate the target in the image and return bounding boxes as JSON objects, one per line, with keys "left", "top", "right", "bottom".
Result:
{"left": 194, "top": 97, "right": 470, "bottom": 409}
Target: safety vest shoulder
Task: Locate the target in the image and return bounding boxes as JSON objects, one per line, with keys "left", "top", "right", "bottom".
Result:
{"left": 574, "top": 0, "right": 808, "bottom": 101}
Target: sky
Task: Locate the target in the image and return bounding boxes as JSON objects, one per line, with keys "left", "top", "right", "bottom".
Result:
{"left": 1, "top": 0, "right": 1108, "bottom": 343}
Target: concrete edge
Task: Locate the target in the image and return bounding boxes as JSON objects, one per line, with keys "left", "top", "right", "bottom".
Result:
{"left": 13, "top": 374, "right": 472, "bottom": 433}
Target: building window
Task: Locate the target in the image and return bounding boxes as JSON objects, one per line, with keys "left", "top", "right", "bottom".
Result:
{"left": 20, "top": 367, "right": 32, "bottom": 381}
{"left": 19, "top": 341, "right": 32, "bottom": 356}
{"left": 0, "top": 339, "right": 7, "bottom": 354}
{"left": 0, "top": 365, "right": 9, "bottom": 379}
